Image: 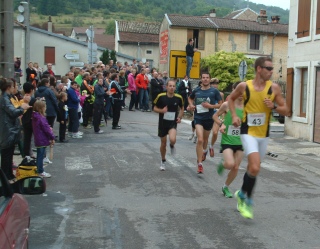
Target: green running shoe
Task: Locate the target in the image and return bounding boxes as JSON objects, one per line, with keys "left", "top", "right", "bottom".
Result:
{"left": 217, "top": 160, "right": 224, "bottom": 175}
{"left": 222, "top": 186, "right": 233, "bottom": 198}
{"left": 240, "top": 201, "right": 254, "bottom": 219}
{"left": 235, "top": 190, "right": 245, "bottom": 212}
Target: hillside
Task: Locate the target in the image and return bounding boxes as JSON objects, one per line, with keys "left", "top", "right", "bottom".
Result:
{"left": 14, "top": 0, "right": 289, "bottom": 33}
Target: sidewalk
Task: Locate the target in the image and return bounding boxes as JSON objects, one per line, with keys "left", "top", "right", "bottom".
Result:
{"left": 181, "top": 118, "right": 320, "bottom": 176}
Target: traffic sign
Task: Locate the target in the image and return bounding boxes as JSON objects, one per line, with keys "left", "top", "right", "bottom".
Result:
{"left": 64, "top": 53, "right": 80, "bottom": 60}
{"left": 87, "top": 42, "right": 97, "bottom": 51}
{"left": 86, "top": 29, "right": 94, "bottom": 39}
{"left": 70, "top": 61, "right": 85, "bottom": 67}
{"left": 88, "top": 56, "right": 97, "bottom": 63}
{"left": 238, "top": 60, "right": 247, "bottom": 81}
{"left": 169, "top": 50, "right": 201, "bottom": 79}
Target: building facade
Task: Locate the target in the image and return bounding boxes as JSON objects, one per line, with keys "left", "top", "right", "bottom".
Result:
{"left": 286, "top": 0, "right": 320, "bottom": 142}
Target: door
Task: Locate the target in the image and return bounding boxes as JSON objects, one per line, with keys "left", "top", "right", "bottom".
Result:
{"left": 313, "top": 68, "right": 320, "bottom": 143}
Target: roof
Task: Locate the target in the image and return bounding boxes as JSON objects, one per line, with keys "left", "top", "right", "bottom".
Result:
{"left": 14, "top": 25, "right": 136, "bottom": 60}
{"left": 72, "top": 27, "right": 105, "bottom": 35}
{"left": 118, "top": 32, "right": 159, "bottom": 44}
{"left": 166, "top": 14, "right": 288, "bottom": 35}
{"left": 224, "top": 8, "right": 258, "bottom": 21}
{"left": 117, "top": 20, "right": 161, "bottom": 34}
{"left": 94, "top": 34, "right": 115, "bottom": 50}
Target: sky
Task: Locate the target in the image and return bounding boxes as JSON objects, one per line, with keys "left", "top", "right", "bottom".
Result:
{"left": 248, "top": 0, "right": 290, "bottom": 10}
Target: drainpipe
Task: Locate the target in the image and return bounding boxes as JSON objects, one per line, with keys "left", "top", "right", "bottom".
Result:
{"left": 215, "top": 28, "right": 219, "bottom": 52}
{"left": 271, "top": 32, "right": 277, "bottom": 59}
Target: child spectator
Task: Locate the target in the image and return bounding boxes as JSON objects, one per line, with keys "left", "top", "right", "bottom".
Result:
{"left": 57, "top": 92, "right": 68, "bottom": 143}
{"left": 32, "top": 98, "right": 55, "bottom": 178}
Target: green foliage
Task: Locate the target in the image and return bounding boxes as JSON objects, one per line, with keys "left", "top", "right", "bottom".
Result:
{"left": 110, "top": 50, "right": 117, "bottom": 63}
{"left": 105, "top": 20, "right": 115, "bottom": 35}
{"left": 201, "top": 51, "right": 255, "bottom": 91}
{"left": 100, "top": 50, "right": 110, "bottom": 65}
{"left": 16, "top": 0, "right": 289, "bottom": 23}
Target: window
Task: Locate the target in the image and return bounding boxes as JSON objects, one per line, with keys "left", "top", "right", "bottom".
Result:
{"left": 187, "top": 29, "right": 205, "bottom": 50}
{"left": 316, "top": 0, "right": 320, "bottom": 35}
{"left": 300, "top": 68, "right": 308, "bottom": 117}
{"left": 249, "top": 34, "right": 260, "bottom": 50}
{"left": 146, "top": 50, "right": 152, "bottom": 55}
{"left": 296, "top": 0, "right": 311, "bottom": 38}
{"left": 44, "top": 47, "right": 55, "bottom": 64}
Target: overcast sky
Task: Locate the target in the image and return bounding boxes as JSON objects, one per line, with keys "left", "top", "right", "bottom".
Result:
{"left": 248, "top": 0, "right": 290, "bottom": 10}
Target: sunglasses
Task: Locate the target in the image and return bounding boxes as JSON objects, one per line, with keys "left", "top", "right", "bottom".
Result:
{"left": 261, "top": 66, "right": 274, "bottom": 71}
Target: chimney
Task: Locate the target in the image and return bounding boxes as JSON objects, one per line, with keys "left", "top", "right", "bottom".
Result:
{"left": 271, "top": 15, "right": 280, "bottom": 24}
{"left": 209, "top": 9, "right": 216, "bottom": 17}
{"left": 48, "top": 16, "right": 52, "bottom": 32}
{"left": 257, "top": 9, "right": 268, "bottom": 25}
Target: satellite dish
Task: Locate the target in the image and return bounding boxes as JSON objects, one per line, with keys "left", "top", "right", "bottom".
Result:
{"left": 18, "top": 5, "right": 25, "bottom": 13}
{"left": 17, "top": 14, "right": 24, "bottom": 23}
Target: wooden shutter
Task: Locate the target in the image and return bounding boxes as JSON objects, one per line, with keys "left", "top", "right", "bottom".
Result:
{"left": 44, "top": 47, "right": 55, "bottom": 64}
{"left": 250, "top": 34, "right": 260, "bottom": 50}
{"left": 297, "top": 0, "right": 311, "bottom": 38}
{"left": 198, "top": 30, "right": 205, "bottom": 50}
{"left": 317, "top": 0, "right": 320, "bottom": 35}
{"left": 286, "top": 68, "right": 293, "bottom": 117}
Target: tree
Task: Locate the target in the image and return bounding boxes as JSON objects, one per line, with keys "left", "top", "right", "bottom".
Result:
{"left": 110, "top": 50, "right": 117, "bottom": 64}
{"left": 105, "top": 20, "right": 115, "bottom": 35}
{"left": 99, "top": 50, "right": 110, "bottom": 65}
{"left": 201, "top": 51, "right": 255, "bottom": 91}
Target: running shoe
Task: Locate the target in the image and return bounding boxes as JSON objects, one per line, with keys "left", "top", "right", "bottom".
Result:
{"left": 202, "top": 150, "right": 208, "bottom": 162}
{"left": 193, "top": 135, "right": 197, "bottom": 143}
{"left": 241, "top": 201, "right": 254, "bottom": 219}
{"left": 209, "top": 146, "right": 214, "bottom": 157}
{"left": 39, "top": 172, "right": 51, "bottom": 178}
{"left": 170, "top": 145, "right": 176, "bottom": 155}
{"left": 217, "top": 160, "right": 224, "bottom": 175}
{"left": 160, "top": 161, "right": 166, "bottom": 171}
{"left": 222, "top": 186, "right": 233, "bottom": 198}
{"left": 235, "top": 190, "right": 245, "bottom": 212}
{"left": 197, "top": 163, "right": 203, "bottom": 174}
{"left": 43, "top": 157, "right": 52, "bottom": 164}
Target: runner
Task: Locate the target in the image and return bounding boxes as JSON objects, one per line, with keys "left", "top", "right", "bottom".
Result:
{"left": 228, "top": 57, "right": 288, "bottom": 219}
{"left": 153, "top": 80, "right": 184, "bottom": 171}
{"left": 212, "top": 82, "right": 243, "bottom": 198}
{"left": 188, "top": 72, "right": 222, "bottom": 174}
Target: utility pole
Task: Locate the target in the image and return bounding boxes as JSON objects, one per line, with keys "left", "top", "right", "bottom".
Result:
{"left": 0, "top": 0, "right": 14, "bottom": 78}
{"left": 19, "top": 1, "right": 30, "bottom": 71}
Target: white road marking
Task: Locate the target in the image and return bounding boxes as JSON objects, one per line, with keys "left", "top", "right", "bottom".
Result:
{"left": 261, "top": 162, "right": 288, "bottom": 172}
{"left": 65, "top": 155, "right": 92, "bottom": 170}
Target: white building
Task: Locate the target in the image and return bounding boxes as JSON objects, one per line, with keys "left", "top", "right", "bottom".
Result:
{"left": 286, "top": 0, "right": 320, "bottom": 142}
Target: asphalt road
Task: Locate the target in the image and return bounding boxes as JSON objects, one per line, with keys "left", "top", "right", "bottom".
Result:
{"left": 24, "top": 108, "right": 320, "bottom": 249}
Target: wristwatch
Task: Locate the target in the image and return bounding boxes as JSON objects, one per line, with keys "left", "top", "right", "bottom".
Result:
{"left": 273, "top": 103, "right": 278, "bottom": 110}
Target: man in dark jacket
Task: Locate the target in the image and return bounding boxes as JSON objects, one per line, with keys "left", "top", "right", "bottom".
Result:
{"left": 67, "top": 81, "right": 82, "bottom": 138}
{"left": 186, "top": 38, "right": 197, "bottom": 78}
{"left": 150, "top": 72, "right": 163, "bottom": 109}
{"left": 93, "top": 78, "right": 109, "bottom": 133}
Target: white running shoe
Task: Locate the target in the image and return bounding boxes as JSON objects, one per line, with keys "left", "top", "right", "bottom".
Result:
{"left": 39, "top": 172, "right": 51, "bottom": 178}
{"left": 43, "top": 157, "right": 52, "bottom": 164}
{"left": 77, "top": 131, "right": 83, "bottom": 135}
{"left": 72, "top": 133, "right": 83, "bottom": 138}
{"left": 193, "top": 135, "right": 197, "bottom": 143}
{"left": 160, "top": 161, "right": 166, "bottom": 171}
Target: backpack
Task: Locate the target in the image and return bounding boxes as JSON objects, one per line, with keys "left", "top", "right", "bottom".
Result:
{"left": 16, "top": 156, "right": 38, "bottom": 180}
{"left": 175, "top": 80, "right": 181, "bottom": 94}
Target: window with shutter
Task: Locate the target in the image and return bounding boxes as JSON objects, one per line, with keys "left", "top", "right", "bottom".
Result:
{"left": 300, "top": 68, "right": 308, "bottom": 117}
{"left": 249, "top": 34, "right": 260, "bottom": 50}
{"left": 187, "top": 29, "right": 205, "bottom": 50}
{"left": 44, "top": 47, "right": 55, "bottom": 64}
{"left": 316, "top": 0, "right": 320, "bottom": 35}
{"left": 296, "top": 0, "right": 311, "bottom": 38}
{"left": 286, "top": 68, "right": 293, "bottom": 117}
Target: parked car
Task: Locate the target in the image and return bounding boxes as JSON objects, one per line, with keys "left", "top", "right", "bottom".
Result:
{"left": 0, "top": 169, "right": 46, "bottom": 249}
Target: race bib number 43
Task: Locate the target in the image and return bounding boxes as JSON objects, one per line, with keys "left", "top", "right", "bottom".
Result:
{"left": 247, "top": 113, "right": 266, "bottom": 126}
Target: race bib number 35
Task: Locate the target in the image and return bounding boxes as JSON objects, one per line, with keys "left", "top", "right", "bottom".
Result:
{"left": 247, "top": 113, "right": 266, "bottom": 126}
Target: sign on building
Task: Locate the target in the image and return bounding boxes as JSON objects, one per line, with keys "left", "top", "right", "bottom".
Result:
{"left": 169, "top": 50, "right": 201, "bottom": 79}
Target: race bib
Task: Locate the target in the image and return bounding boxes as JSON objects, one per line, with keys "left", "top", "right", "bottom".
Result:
{"left": 196, "top": 104, "right": 209, "bottom": 113}
{"left": 227, "top": 125, "right": 240, "bottom": 136}
{"left": 164, "top": 112, "right": 175, "bottom": 120}
{"left": 247, "top": 113, "right": 266, "bottom": 126}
